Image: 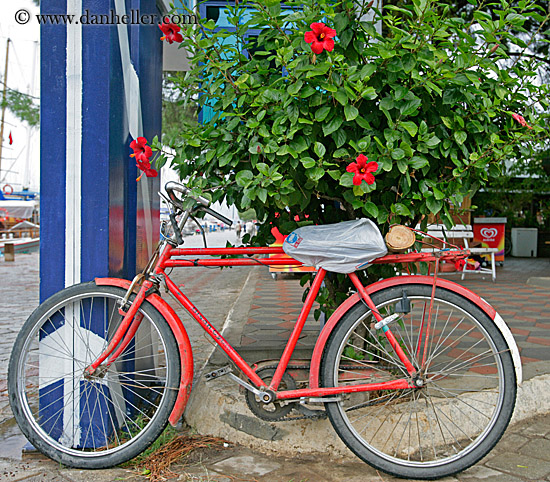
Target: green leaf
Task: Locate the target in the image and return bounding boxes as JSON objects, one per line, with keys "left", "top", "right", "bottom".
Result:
{"left": 433, "top": 187, "right": 445, "bottom": 200}
{"left": 289, "top": 135, "right": 308, "bottom": 153}
{"left": 361, "top": 87, "right": 378, "bottom": 100}
{"left": 426, "top": 196, "right": 443, "bottom": 214}
{"left": 300, "top": 157, "right": 316, "bottom": 169}
{"left": 380, "top": 96, "right": 395, "bottom": 111}
{"left": 327, "top": 169, "right": 341, "bottom": 180}
{"left": 323, "top": 116, "right": 344, "bottom": 136}
{"left": 334, "top": 12, "right": 349, "bottom": 31}
{"left": 393, "top": 203, "right": 411, "bottom": 216}
{"left": 441, "top": 117, "right": 453, "bottom": 129}
{"left": 314, "top": 142, "right": 326, "bottom": 158}
{"left": 397, "top": 159, "right": 408, "bottom": 174}
{"left": 425, "top": 81, "right": 442, "bottom": 96}
{"left": 363, "top": 201, "right": 379, "bottom": 218}
{"left": 334, "top": 148, "right": 350, "bottom": 158}
{"left": 306, "top": 167, "right": 325, "bottom": 181}
{"left": 410, "top": 156, "right": 429, "bottom": 169}
{"left": 315, "top": 106, "right": 331, "bottom": 122}
{"left": 400, "top": 121, "right": 418, "bottom": 137}
{"left": 360, "top": 64, "right": 376, "bottom": 78}
{"left": 335, "top": 89, "right": 348, "bottom": 106}
{"left": 419, "top": 121, "right": 428, "bottom": 136}
{"left": 505, "top": 12, "right": 526, "bottom": 25}
{"left": 391, "top": 148, "right": 405, "bottom": 160}
{"left": 236, "top": 170, "right": 253, "bottom": 187}
{"left": 256, "top": 163, "right": 269, "bottom": 176}
{"left": 356, "top": 116, "right": 371, "bottom": 129}
{"left": 454, "top": 131, "right": 467, "bottom": 145}
{"left": 344, "top": 104, "right": 359, "bottom": 121}
{"left": 288, "top": 80, "right": 303, "bottom": 96}
{"left": 333, "top": 129, "right": 347, "bottom": 148}
{"left": 495, "top": 86, "right": 507, "bottom": 99}
{"left": 340, "top": 172, "right": 355, "bottom": 187}
{"left": 258, "top": 188, "right": 268, "bottom": 203}
{"left": 400, "top": 94, "right": 422, "bottom": 116}
{"left": 426, "top": 135, "right": 441, "bottom": 148}
{"left": 287, "top": 104, "right": 299, "bottom": 125}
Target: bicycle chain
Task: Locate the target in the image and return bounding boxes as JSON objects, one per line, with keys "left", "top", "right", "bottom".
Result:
{"left": 244, "top": 363, "right": 399, "bottom": 422}
{"left": 244, "top": 364, "right": 327, "bottom": 422}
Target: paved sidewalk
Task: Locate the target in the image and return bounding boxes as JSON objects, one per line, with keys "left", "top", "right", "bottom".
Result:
{"left": 1, "top": 249, "right": 550, "bottom": 482}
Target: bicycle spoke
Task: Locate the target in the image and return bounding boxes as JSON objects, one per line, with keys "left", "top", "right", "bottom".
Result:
{"left": 323, "top": 288, "right": 514, "bottom": 475}
{"left": 13, "top": 287, "right": 178, "bottom": 463}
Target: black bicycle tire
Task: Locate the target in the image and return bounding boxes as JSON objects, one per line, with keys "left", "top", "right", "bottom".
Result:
{"left": 321, "top": 284, "right": 516, "bottom": 480}
{"left": 8, "top": 282, "right": 181, "bottom": 469}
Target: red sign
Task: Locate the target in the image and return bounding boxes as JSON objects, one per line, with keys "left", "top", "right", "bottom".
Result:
{"left": 473, "top": 218, "right": 506, "bottom": 262}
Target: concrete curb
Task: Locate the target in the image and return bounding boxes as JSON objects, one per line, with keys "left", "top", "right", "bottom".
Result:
{"left": 184, "top": 267, "right": 550, "bottom": 460}
{"left": 185, "top": 365, "right": 550, "bottom": 461}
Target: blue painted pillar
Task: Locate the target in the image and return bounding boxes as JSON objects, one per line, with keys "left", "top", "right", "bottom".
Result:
{"left": 39, "top": 0, "right": 162, "bottom": 447}
{"left": 40, "top": 0, "right": 161, "bottom": 300}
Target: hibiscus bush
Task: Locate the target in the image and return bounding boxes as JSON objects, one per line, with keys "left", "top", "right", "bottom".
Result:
{"left": 156, "top": 0, "right": 549, "bottom": 312}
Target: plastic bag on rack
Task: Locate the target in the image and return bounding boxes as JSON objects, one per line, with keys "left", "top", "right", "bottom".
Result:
{"left": 282, "top": 218, "right": 388, "bottom": 273}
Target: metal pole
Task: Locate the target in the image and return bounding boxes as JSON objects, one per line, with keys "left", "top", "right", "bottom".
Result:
{"left": 0, "top": 38, "right": 10, "bottom": 180}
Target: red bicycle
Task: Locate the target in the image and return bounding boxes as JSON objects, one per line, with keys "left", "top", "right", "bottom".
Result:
{"left": 8, "top": 182, "right": 521, "bottom": 480}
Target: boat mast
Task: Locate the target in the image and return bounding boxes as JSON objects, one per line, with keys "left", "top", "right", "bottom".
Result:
{"left": 0, "top": 38, "right": 10, "bottom": 182}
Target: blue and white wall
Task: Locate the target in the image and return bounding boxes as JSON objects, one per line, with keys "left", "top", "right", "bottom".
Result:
{"left": 40, "top": 0, "right": 162, "bottom": 301}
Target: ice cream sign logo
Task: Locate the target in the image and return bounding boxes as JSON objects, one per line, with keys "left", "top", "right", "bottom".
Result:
{"left": 480, "top": 227, "right": 498, "bottom": 241}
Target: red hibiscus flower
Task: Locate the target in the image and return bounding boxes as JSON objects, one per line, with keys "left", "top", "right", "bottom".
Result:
{"left": 346, "top": 154, "right": 378, "bottom": 186}
{"left": 131, "top": 137, "right": 157, "bottom": 181}
{"left": 135, "top": 153, "right": 158, "bottom": 181}
{"left": 511, "top": 112, "right": 533, "bottom": 130}
{"left": 159, "top": 19, "right": 183, "bottom": 44}
{"left": 130, "top": 137, "right": 153, "bottom": 159}
{"left": 304, "top": 22, "right": 336, "bottom": 54}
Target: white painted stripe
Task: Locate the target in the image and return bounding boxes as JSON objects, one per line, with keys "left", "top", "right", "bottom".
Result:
{"left": 114, "top": 0, "right": 143, "bottom": 139}
{"left": 65, "top": 0, "right": 82, "bottom": 287}
{"left": 61, "top": 0, "right": 82, "bottom": 447}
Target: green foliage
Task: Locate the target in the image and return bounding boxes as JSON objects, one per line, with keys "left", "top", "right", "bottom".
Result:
{"left": 160, "top": 0, "right": 550, "bottom": 313}
{"left": 162, "top": 73, "right": 198, "bottom": 144}
{"left": 238, "top": 208, "right": 258, "bottom": 221}
{"left": 2, "top": 88, "right": 39, "bottom": 127}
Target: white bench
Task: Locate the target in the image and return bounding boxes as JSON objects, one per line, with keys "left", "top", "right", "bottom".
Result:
{"left": 422, "top": 224, "right": 498, "bottom": 282}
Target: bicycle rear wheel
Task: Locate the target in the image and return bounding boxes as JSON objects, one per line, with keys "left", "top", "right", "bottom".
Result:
{"left": 8, "top": 282, "right": 180, "bottom": 468}
{"left": 321, "top": 284, "right": 516, "bottom": 480}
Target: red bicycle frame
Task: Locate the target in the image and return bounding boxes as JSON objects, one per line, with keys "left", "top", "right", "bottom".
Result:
{"left": 87, "top": 241, "right": 468, "bottom": 402}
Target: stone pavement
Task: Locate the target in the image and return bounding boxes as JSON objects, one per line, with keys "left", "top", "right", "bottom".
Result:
{"left": 1, "top": 242, "right": 550, "bottom": 481}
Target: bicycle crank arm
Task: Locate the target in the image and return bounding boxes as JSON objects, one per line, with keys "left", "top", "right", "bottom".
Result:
{"left": 206, "top": 365, "right": 272, "bottom": 400}
{"left": 227, "top": 373, "right": 267, "bottom": 397}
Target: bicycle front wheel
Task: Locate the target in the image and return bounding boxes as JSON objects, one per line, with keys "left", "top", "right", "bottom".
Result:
{"left": 8, "top": 282, "right": 180, "bottom": 468}
{"left": 321, "top": 284, "right": 516, "bottom": 480}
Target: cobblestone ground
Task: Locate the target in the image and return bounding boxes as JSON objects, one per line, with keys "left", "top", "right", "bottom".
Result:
{"left": 0, "top": 253, "right": 39, "bottom": 428}
{"left": 1, "top": 413, "right": 549, "bottom": 481}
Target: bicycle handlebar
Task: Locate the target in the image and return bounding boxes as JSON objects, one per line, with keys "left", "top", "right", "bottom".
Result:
{"left": 164, "top": 181, "right": 233, "bottom": 227}
{"left": 202, "top": 206, "right": 233, "bottom": 227}
{"left": 165, "top": 181, "right": 210, "bottom": 208}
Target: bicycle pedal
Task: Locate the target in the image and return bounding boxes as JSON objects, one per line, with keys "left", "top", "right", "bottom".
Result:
{"left": 205, "top": 365, "right": 232, "bottom": 382}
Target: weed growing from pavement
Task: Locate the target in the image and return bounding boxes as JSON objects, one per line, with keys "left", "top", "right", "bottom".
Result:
{"left": 121, "top": 425, "right": 227, "bottom": 481}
